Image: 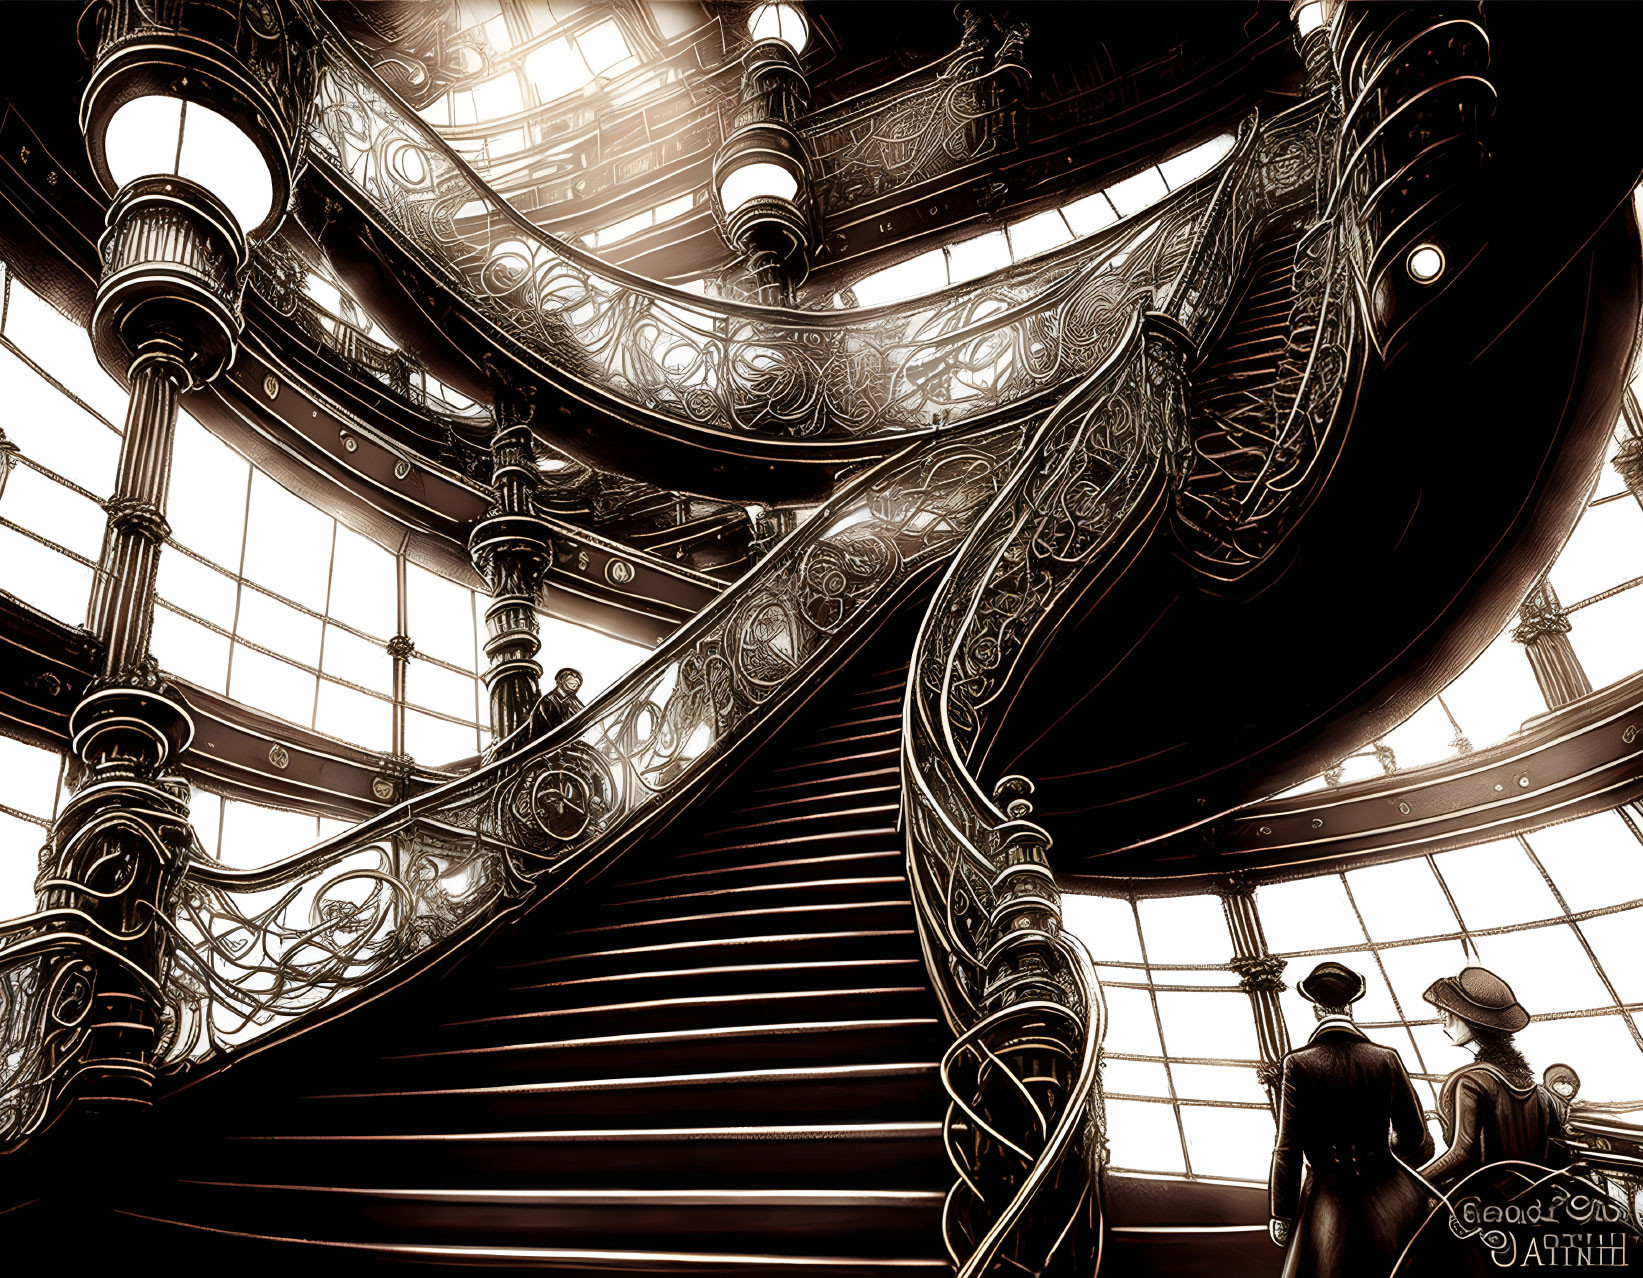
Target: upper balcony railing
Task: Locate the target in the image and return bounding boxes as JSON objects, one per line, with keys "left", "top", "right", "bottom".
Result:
{"left": 300, "top": 1, "right": 1222, "bottom": 448}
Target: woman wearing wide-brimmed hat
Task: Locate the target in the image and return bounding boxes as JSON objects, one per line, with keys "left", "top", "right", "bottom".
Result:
{"left": 1418, "top": 965, "right": 1570, "bottom": 1188}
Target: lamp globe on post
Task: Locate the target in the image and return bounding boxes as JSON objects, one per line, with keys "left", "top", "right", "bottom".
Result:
{"left": 713, "top": 126, "right": 811, "bottom": 305}
{"left": 22, "top": 0, "right": 307, "bottom": 1140}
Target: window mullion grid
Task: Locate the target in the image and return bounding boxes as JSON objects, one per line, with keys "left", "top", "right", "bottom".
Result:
{"left": 1130, "top": 898, "right": 1193, "bottom": 1178}
{"left": 1337, "top": 871, "right": 1434, "bottom": 1081}
{"left": 313, "top": 519, "right": 339, "bottom": 733}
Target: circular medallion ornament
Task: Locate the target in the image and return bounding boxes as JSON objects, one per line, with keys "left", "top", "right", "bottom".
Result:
{"left": 606, "top": 558, "right": 635, "bottom": 585}
{"left": 268, "top": 743, "right": 289, "bottom": 769}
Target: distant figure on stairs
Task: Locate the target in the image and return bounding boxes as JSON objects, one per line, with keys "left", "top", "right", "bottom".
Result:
{"left": 1267, "top": 961, "right": 1434, "bottom": 1278}
{"left": 540, "top": 667, "right": 585, "bottom": 732}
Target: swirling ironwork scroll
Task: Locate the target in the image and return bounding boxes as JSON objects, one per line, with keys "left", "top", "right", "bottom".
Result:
{"left": 903, "top": 313, "right": 1186, "bottom": 1277}
{"left": 102, "top": 421, "right": 1018, "bottom": 1072}
{"left": 297, "top": 0, "right": 1217, "bottom": 443}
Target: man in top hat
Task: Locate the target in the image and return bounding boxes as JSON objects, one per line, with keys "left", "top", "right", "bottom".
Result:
{"left": 1268, "top": 961, "right": 1434, "bottom": 1278}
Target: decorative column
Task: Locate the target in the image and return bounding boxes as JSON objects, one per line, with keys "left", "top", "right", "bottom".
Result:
{"left": 16, "top": 0, "right": 305, "bottom": 1137}
{"left": 711, "top": 3, "right": 813, "bottom": 304}
{"left": 1290, "top": 0, "right": 1334, "bottom": 97}
{"left": 469, "top": 373, "right": 554, "bottom": 742}
{"left": 1220, "top": 877, "right": 1290, "bottom": 1110}
{"left": 1512, "top": 578, "right": 1592, "bottom": 710}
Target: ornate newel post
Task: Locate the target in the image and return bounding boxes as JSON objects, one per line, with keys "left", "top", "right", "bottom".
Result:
{"left": 21, "top": 0, "right": 305, "bottom": 1132}
{"left": 470, "top": 374, "right": 554, "bottom": 742}
{"left": 1220, "top": 877, "right": 1291, "bottom": 1111}
{"left": 1512, "top": 578, "right": 1593, "bottom": 710}
{"left": 711, "top": 3, "right": 813, "bottom": 304}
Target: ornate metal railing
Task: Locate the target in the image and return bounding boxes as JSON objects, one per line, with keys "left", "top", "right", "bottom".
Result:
{"left": 0, "top": 407, "right": 1029, "bottom": 1144}
{"left": 297, "top": 0, "right": 1219, "bottom": 444}
{"left": 897, "top": 89, "right": 1354, "bottom": 1278}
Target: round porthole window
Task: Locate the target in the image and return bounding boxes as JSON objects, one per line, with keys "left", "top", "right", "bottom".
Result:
{"left": 1407, "top": 243, "right": 1445, "bottom": 284}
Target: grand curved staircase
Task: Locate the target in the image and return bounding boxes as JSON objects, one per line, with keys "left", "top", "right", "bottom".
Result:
{"left": 93, "top": 613, "right": 955, "bottom": 1271}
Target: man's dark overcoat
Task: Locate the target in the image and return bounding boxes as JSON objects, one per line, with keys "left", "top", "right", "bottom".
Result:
{"left": 1269, "top": 1018, "right": 1435, "bottom": 1278}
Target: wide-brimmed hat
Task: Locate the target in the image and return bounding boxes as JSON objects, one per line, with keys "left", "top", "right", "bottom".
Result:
{"left": 1423, "top": 965, "right": 1528, "bottom": 1033}
{"left": 1297, "top": 961, "right": 1365, "bottom": 1007}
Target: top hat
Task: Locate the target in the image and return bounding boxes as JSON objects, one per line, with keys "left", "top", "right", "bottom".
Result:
{"left": 1297, "top": 961, "right": 1366, "bottom": 1007}
{"left": 1422, "top": 965, "right": 1529, "bottom": 1033}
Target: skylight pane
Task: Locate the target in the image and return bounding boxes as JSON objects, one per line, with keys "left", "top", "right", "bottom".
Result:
{"left": 1527, "top": 812, "right": 1643, "bottom": 914}
{"left": 1517, "top": 1013, "right": 1643, "bottom": 1102}
{"left": 0, "top": 526, "right": 93, "bottom": 621}
{"left": 156, "top": 551, "right": 238, "bottom": 629}
{"left": 0, "top": 811, "right": 43, "bottom": 922}
{"left": 1180, "top": 1106, "right": 1275, "bottom": 1181}
{"left": 406, "top": 656, "right": 480, "bottom": 721}
{"left": 1136, "top": 894, "right": 1231, "bottom": 965}
{"left": 3, "top": 467, "right": 105, "bottom": 560}
{"left": 1471, "top": 924, "right": 1613, "bottom": 1013}
{"left": 327, "top": 526, "right": 396, "bottom": 640}
{"left": 945, "top": 231, "right": 1011, "bottom": 285}
{"left": 228, "top": 644, "right": 318, "bottom": 720}
{"left": 219, "top": 798, "right": 321, "bottom": 870}
{"left": 1105, "top": 167, "right": 1170, "bottom": 218}
{"left": 1062, "top": 892, "right": 1144, "bottom": 963}
{"left": 1101, "top": 985, "right": 1164, "bottom": 1056}
{"left": 1432, "top": 838, "right": 1561, "bottom": 929}
{"left": 151, "top": 604, "right": 231, "bottom": 692}
{"left": 1374, "top": 699, "right": 1461, "bottom": 773}
{"left": 169, "top": 414, "right": 249, "bottom": 566}
{"left": 1580, "top": 907, "right": 1643, "bottom": 1003}
{"left": 0, "top": 734, "right": 61, "bottom": 820}
{"left": 241, "top": 472, "right": 333, "bottom": 612}
{"left": 1549, "top": 495, "right": 1643, "bottom": 605}
{"left": 1257, "top": 875, "right": 1365, "bottom": 953}
{"left": 1345, "top": 859, "right": 1460, "bottom": 941}
{"left": 1436, "top": 626, "right": 1543, "bottom": 749}
{"left": 1006, "top": 209, "right": 1073, "bottom": 262}
{"left": 1169, "top": 1063, "right": 1268, "bottom": 1105}
{"left": 2, "top": 277, "right": 127, "bottom": 426}
{"left": 405, "top": 708, "right": 478, "bottom": 765}
{"left": 1155, "top": 991, "right": 1260, "bottom": 1059}
{"left": 850, "top": 249, "right": 948, "bottom": 307}
{"left": 1374, "top": 937, "right": 1472, "bottom": 1018}
{"left": 235, "top": 587, "right": 322, "bottom": 667}
{"left": 0, "top": 347, "right": 119, "bottom": 494}
{"left": 315, "top": 680, "right": 392, "bottom": 750}
{"left": 525, "top": 37, "right": 595, "bottom": 101}
{"left": 320, "top": 624, "right": 393, "bottom": 696}
{"left": 1105, "top": 1100, "right": 1187, "bottom": 1174}
{"left": 578, "top": 19, "right": 634, "bottom": 74}
{"left": 1157, "top": 133, "right": 1236, "bottom": 191}
{"left": 1569, "top": 583, "right": 1643, "bottom": 690}
{"left": 1103, "top": 1058, "right": 1172, "bottom": 1097}
{"left": 1061, "top": 190, "right": 1119, "bottom": 237}
{"left": 470, "top": 73, "right": 525, "bottom": 120}
{"left": 594, "top": 208, "right": 656, "bottom": 247}
{"left": 406, "top": 563, "right": 477, "bottom": 668}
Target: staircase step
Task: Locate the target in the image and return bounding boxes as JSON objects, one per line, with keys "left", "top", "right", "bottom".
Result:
{"left": 496, "top": 927, "right": 925, "bottom": 983}
{"left": 615, "top": 848, "right": 905, "bottom": 897}
{"left": 592, "top": 876, "right": 909, "bottom": 925}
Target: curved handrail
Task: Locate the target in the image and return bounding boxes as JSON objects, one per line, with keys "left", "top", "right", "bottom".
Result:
{"left": 297, "top": 0, "right": 1221, "bottom": 446}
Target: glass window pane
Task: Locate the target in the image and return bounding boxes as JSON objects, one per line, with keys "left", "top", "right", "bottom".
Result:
{"left": 1170, "top": 1063, "right": 1269, "bottom": 1105}
{"left": 4, "top": 466, "right": 104, "bottom": 560}
{"left": 1579, "top": 907, "right": 1643, "bottom": 1004}
{"left": 1101, "top": 985, "right": 1163, "bottom": 1057}
{"left": 1377, "top": 700, "right": 1467, "bottom": 773}
{"left": 327, "top": 526, "right": 396, "bottom": 640}
{"left": 946, "top": 231, "right": 1011, "bottom": 285}
{"left": 151, "top": 604, "right": 231, "bottom": 693}
{"left": 1062, "top": 893, "right": 1143, "bottom": 963}
{"left": 1568, "top": 585, "right": 1643, "bottom": 691}
{"left": 219, "top": 798, "right": 319, "bottom": 870}
{"left": 1006, "top": 210, "right": 1072, "bottom": 262}
{"left": 1105, "top": 166, "right": 1169, "bottom": 217}
{"left": 1437, "top": 626, "right": 1543, "bottom": 750}
{"left": 314, "top": 680, "right": 392, "bottom": 750}
{"left": 155, "top": 551, "right": 237, "bottom": 629}
{"left": 3, "top": 277, "right": 127, "bottom": 425}
{"left": 1137, "top": 895, "right": 1231, "bottom": 966}
{"left": 241, "top": 472, "right": 333, "bottom": 612}
{"left": 235, "top": 587, "right": 322, "bottom": 668}
{"left": 1549, "top": 496, "right": 1643, "bottom": 606}
{"left": 1433, "top": 840, "right": 1562, "bottom": 929}
{"left": 320, "top": 625, "right": 392, "bottom": 696}
{"left": 405, "top": 657, "right": 478, "bottom": 722}
{"left": 1256, "top": 876, "right": 1364, "bottom": 954}
{"left": 168, "top": 413, "right": 249, "bottom": 565}
{"left": 405, "top": 708, "right": 478, "bottom": 765}
{"left": 228, "top": 645, "right": 317, "bottom": 720}
{"left": 1470, "top": 925, "right": 1613, "bottom": 1014}
{"left": 1102, "top": 1057, "right": 1171, "bottom": 1098}
{"left": 578, "top": 19, "right": 633, "bottom": 74}
{"left": 1158, "top": 134, "right": 1236, "bottom": 190}
{"left": 1154, "top": 991, "right": 1261, "bottom": 1060}
{"left": 1180, "top": 1105, "right": 1275, "bottom": 1181}
{"left": 1347, "top": 859, "right": 1460, "bottom": 941}
{"left": 0, "top": 526, "right": 94, "bottom": 621}
{"left": 850, "top": 249, "right": 948, "bottom": 308}
{"left": 0, "top": 347, "right": 119, "bottom": 494}
{"left": 1105, "top": 1099, "right": 1186, "bottom": 1175}
{"left": 0, "top": 735, "right": 60, "bottom": 820}
{"left": 1516, "top": 1013, "right": 1643, "bottom": 1103}
{"left": 1376, "top": 938, "right": 1472, "bottom": 1021}
{"left": 1061, "top": 190, "right": 1118, "bottom": 237}
{"left": 1527, "top": 812, "right": 1643, "bottom": 915}
{"left": 406, "top": 562, "right": 477, "bottom": 669}
{"left": 0, "top": 810, "right": 44, "bottom": 921}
